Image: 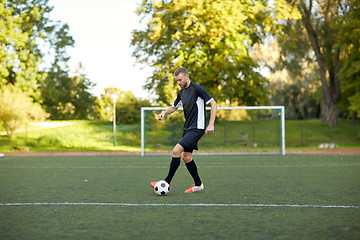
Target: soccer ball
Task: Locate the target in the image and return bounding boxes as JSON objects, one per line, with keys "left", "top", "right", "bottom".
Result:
{"left": 154, "top": 180, "right": 170, "bottom": 196}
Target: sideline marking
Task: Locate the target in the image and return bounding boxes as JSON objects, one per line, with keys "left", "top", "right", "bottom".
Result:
{"left": 0, "top": 202, "right": 359, "bottom": 208}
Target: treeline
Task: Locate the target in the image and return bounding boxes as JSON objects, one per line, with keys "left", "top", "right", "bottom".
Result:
{"left": 1, "top": 0, "right": 359, "bottom": 137}
{"left": 131, "top": 0, "right": 360, "bottom": 125}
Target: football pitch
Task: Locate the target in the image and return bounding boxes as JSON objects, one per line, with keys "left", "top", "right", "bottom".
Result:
{"left": 0, "top": 154, "right": 359, "bottom": 239}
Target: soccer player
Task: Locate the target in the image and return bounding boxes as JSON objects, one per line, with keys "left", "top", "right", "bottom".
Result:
{"left": 151, "top": 66, "right": 217, "bottom": 193}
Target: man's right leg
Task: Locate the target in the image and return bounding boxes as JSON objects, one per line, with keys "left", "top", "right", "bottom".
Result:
{"left": 151, "top": 144, "right": 183, "bottom": 187}
{"left": 165, "top": 144, "right": 183, "bottom": 183}
{"left": 164, "top": 157, "right": 180, "bottom": 184}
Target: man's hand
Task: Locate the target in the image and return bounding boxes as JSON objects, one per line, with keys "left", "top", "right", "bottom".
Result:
{"left": 157, "top": 107, "right": 177, "bottom": 121}
{"left": 157, "top": 111, "right": 165, "bottom": 121}
{"left": 206, "top": 100, "right": 217, "bottom": 134}
{"left": 205, "top": 124, "right": 214, "bottom": 134}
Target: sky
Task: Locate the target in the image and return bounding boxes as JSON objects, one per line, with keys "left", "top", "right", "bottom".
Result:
{"left": 48, "top": 0, "right": 151, "bottom": 98}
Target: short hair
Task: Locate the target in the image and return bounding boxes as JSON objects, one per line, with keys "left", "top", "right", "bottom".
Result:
{"left": 174, "top": 66, "right": 189, "bottom": 77}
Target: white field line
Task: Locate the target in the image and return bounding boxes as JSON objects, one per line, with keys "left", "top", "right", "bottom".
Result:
{"left": 0, "top": 163, "right": 360, "bottom": 169}
{"left": 0, "top": 202, "right": 359, "bottom": 208}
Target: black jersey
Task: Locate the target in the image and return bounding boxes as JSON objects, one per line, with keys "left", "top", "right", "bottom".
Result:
{"left": 172, "top": 82, "right": 214, "bottom": 130}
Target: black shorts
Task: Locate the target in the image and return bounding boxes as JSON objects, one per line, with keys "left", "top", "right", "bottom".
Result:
{"left": 178, "top": 129, "right": 205, "bottom": 153}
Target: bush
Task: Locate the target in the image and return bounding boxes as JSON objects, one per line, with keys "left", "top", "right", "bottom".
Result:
{"left": 0, "top": 85, "right": 49, "bottom": 137}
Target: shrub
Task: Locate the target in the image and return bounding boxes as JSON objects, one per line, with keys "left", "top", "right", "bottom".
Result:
{"left": 0, "top": 85, "right": 49, "bottom": 137}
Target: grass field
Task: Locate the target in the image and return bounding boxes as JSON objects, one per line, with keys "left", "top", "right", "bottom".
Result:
{"left": 1, "top": 154, "right": 359, "bottom": 239}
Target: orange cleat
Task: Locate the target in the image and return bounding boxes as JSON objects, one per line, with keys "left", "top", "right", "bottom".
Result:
{"left": 151, "top": 181, "right": 171, "bottom": 188}
{"left": 184, "top": 183, "right": 204, "bottom": 193}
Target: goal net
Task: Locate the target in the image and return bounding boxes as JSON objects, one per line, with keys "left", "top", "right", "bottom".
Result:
{"left": 141, "top": 106, "right": 285, "bottom": 156}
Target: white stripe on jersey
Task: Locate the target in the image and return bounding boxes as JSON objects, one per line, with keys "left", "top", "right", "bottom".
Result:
{"left": 206, "top": 98, "right": 214, "bottom": 105}
{"left": 196, "top": 97, "right": 205, "bottom": 129}
{"left": 173, "top": 100, "right": 182, "bottom": 109}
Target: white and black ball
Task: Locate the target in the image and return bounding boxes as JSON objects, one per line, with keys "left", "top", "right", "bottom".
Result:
{"left": 154, "top": 180, "right": 170, "bottom": 196}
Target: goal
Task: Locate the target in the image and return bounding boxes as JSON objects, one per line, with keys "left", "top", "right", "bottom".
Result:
{"left": 141, "top": 106, "right": 285, "bottom": 156}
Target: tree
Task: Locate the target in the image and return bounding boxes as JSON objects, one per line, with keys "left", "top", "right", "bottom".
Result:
{"left": 41, "top": 63, "right": 96, "bottom": 120}
{"left": 293, "top": 0, "right": 352, "bottom": 126}
{"left": 1, "top": 0, "right": 78, "bottom": 104}
{"left": 338, "top": 0, "right": 360, "bottom": 119}
{"left": 69, "top": 64, "right": 96, "bottom": 119}
{"left": 250, "top": 38, "right": 322, "bottom": 119}
{"left": 0, "top": 84, "right": 49, "bottom": 137}
{"left": 1, "top": 0, "right": 97, "bottom": 123}
{"left": 131, "top": 0, "right": 301, "bottom": 105}
{"left": 96, "top": 88, "right": 151, "bottom": 124}
{"left": 0, "top": 0, "right": 46, "bottom": 100}
{"left": 39, "top": 7, "right": 82, "bottom": 119}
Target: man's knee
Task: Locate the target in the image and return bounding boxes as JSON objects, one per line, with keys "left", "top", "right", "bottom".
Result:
{"left": 172, "top": 144, "right": 183, "bottom": 157}
{"left": 182, "top": 153, "right": 192, "bottom": 163}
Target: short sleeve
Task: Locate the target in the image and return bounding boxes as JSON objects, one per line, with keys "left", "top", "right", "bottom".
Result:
{"left": 197, "top": 85, "right": 213, "bottom": 104}
{"left": 172, "top": 92, "right": 182, "bottom": 109}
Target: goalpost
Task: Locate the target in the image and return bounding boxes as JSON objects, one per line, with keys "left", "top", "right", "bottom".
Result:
{"left": 141, "top": 106, "right": 285, "bottom": 156}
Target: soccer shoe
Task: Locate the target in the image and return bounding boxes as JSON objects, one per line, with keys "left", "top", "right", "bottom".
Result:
{"left": 151, "top": 181, "right": 171, "bottom": 188}
{"left": 184, "top": 183, "right": 204, "bottom": 193}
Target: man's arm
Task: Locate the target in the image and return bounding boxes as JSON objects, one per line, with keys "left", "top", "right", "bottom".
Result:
{"left": 205, "top": 100, "right": 217, "bottom": 134}
{"left": 157, "top": 106, "right": 177, "bottom": 121}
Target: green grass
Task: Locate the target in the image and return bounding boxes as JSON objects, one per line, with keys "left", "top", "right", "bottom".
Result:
{"left": 146, "top": 118, "right": 360, "bottom": 151}
{"left": 0, "top": 154, "right": 359, "bottom": 239}
{"left": 0, "top": 119, "right": 359, "bottom": 153}
{"left": 286, "top": 119, "right": 360, "bottom": 147}
{"left": 0, "top": 121, "right": 141, "bottom": 152}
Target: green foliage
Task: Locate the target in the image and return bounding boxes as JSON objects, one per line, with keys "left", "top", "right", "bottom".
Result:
{"left": 0, "top": 84, "right": 49, "bottom": 137}
{"left": 348, "top": 93, "right": 360, "bottom": 118}
{"left": 0, "top": 0, "right": 45, "bottom": 100}
{"left": 131, "top": 0, "right": 300, "bottom": 105}
{"left": 338, "top": 0, "right": 360, "bottom": 117}
{"left": 1, "top": 0, "right": 95, "bottom": 120}
{"left": 96, "top": 88, "right": 151, "bottom": 124}
{"left": 37, "top": 8, "right": 93, "bottom": 120}
{"left": 95, "top": 98, "right": 112, "bottom": 122}
{"left": 250, "top": 38, "right": 322, "bottom": 119}
{"left": 276, "top": 0, "right": 356, "bottom": 125}
{"left": 41, "top": 63, "right": 97, "bottom": 120}
{"left": 271, "top": 81, "right": 321, "bottom": 119}
{"left": 1, "top": 0, "right": 76, "bottom": 102}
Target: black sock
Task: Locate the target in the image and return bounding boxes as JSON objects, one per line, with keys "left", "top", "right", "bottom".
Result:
{"left": 164, "top": 157, "right": 180, "bottom": 184}
{"left": 185, "top": 159, "right": 202, "bottom": 186}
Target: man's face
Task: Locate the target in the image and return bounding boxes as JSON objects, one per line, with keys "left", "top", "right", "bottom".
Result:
{"left": 175, "top": 73, "right": 190, "bottom": 89}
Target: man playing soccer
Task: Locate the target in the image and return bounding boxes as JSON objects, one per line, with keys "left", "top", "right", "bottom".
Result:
{"left": 151, "top": 66, "right": 217, "bottom": 193}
